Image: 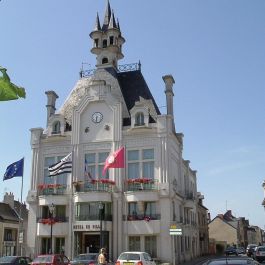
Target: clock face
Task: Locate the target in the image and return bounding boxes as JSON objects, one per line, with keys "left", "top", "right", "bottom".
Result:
{"left": 92, "top": 112, "right": 103, "bottom": 123}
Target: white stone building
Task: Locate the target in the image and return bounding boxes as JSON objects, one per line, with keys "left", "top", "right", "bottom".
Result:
{"left": 26, "top": 1, "right": 205, "bottom": 263}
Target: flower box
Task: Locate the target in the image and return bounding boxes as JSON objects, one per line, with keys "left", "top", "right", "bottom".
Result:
{"left": 127, "top": 178, "right": 152, "bottom": 184}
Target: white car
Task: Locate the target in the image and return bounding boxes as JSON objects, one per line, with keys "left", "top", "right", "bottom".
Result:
{"left": 116, "top": 252, "right": 156, "bottom": 265}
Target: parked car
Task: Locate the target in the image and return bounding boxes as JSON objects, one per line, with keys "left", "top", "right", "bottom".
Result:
{"left": 236, "top": 247, "right": 246, "bottom": 255}
{"left": 70, "top": 253, "right": 98, "bottom": 265}
{"left": 246, "top": 244, "right": 258, "bottom": 257}
{"left": 202, "top": 257, "right": 259, "bottom": 265}
{"left": 116, "top": 252, "right": 156, "bottom": 265}
{"left": 253, "top": 245, "right": 265, "bottom": 262}
{"left": 0, "top": 256, "right": 32, "bottom": 265}
{"left": 225, "top": 246, "right": 238, "bottom": 256}
{"left": 31, "top": 254, "right": 70, "bottom": 265}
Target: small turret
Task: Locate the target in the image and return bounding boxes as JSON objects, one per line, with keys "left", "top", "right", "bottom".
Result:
{"left": 89, "top": 0, "right": 125, "bottom": 69}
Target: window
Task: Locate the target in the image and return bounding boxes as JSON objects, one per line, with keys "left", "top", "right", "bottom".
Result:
{"left": 4, "top": 229, "right": 13, "bottom": 241}
{"left": 102, "top": 39, "right": 107, "bottom": 48}
{"left": 85, "top": 152, "right": 109, "bottom": 180}
{"left": 128, "top": 202, "right": 156, "bottom": 218}
{"left": 135, "top": 112, "right": 144, "bottom": 126}
{"left": 102, "top": 57, "right": 108, "bottom": 64}
{"left": 44, "top": 156, "right": 68, "bottom": 186}
{"left": 128, "top": 149, "right": 154, "bottom": 179}
{"left": 109, "top": 36, "right": 114, "bottom": 45}
{"left": 128, "top": 236, "right": 140, "bottom": 251}
{"left": 55, "top": 237, "right": 65, "bottom": 254}
{"left": 94, "top": 39, "right": 99, "bottom": 47}
{"left": 41, "top": 238, "right": 50, "bottom": 254}
{"left": 52, "top": 121, "right": 60, "bottom": 134}
{"left": 145, "top": 236, "right": 157, "bottom": 257}
{"left": 76, "top": 202, "right": 111, "bottom": 221}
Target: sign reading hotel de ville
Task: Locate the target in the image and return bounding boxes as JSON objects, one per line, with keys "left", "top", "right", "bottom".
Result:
{"left": 73, "top": 222, "right": 100, "bottom": 231}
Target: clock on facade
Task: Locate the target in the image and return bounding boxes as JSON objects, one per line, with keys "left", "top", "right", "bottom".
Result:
{"left": 92, "top": 112, "right": 103, "bottom": 123}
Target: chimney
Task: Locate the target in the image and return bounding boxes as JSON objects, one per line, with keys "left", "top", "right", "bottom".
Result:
{"left": 45, "top": 91, "right": 58, "bottom": 127}
{"left": 4, "top": 192, "right": 14, "bottom": 209}
{"left": 163, "top": 75, "right": 175, "bottom": 131}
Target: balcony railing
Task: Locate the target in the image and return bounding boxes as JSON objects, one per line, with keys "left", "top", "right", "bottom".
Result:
{"left": 37, "top": 184, "right": 67, "bottom": 195}
{"left": 75, "top": 214, "right": 112, "bottom": 221}
{"left": 125, "top": 179, "right": 158, "bottom": 191}
{"left": 37, "top": 216, "right": 69, "bottom": 223}
{"left": 73, "top": 180, "right": 115, "bottom": 193}
{"left": 124, "top": 214, "right": 161, "bottom": 221}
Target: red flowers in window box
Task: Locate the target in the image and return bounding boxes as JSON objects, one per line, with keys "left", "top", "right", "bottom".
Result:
{"left": 90, "top": 179, "right": 115, "bottom": 185}
{"left": 40, "top": 218, "right": 56, "bottom": 225}
{"left": 127, "top": 178, "right": 152, "bottom": 184}
{"left": 37, "top": 184, "right": 62, "bottom": 190}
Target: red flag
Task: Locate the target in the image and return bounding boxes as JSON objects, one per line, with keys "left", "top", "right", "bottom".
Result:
{"left": 102, "top": 147, "right": 125, "bottom": 176}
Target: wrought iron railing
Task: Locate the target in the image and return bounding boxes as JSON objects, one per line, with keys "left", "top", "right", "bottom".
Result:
{"left": 125, "top": 179, "right": 159, "bottom": 192}
{"left": 75, "top": 214, "right": 112, "bottom": 221}
{"left": 80, "top": 62, "right": 141, "bottom": 78}
{"left": 37, "top": 216, "right": 69, "bottom": 223}
{"left": 38, "top": 184, "right": 67, "bottom": 196}
{"left": 73, "top": 180, "right": 115, "bottom": 193}
{"left": 124, "top": 214, "right": 161, "bottom": 221}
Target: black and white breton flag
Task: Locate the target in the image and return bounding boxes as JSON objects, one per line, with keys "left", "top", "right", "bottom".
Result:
{"left": 48, "top": 153, "right": 72, "bottom": 176}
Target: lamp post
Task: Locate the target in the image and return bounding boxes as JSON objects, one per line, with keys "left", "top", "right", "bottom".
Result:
{"left": 48, "top": 203, "right": 55, "bottom": 254}
{"left": 99, "top": 202, "right": 104, "bottom": 249}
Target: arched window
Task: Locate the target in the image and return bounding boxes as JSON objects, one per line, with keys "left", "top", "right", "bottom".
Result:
{"left": 52, "top": 121, "right": 61, "bottom": 134}
{"left": 135, "top": 112, "right": 144, "bottom": 126}
{"left": 102, "top": 57, "right": 108, "bottom": 64}
{"left": 102, "top": 39, "right": 107, "bottom": 48}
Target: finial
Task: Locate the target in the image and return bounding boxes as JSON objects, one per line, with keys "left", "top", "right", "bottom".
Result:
{"left": 94, "top": 12, "right": 101, "bottom": 31}
{"left": 108, "top": 9, "right": 117, "bottom": 29}
{"left": 103, "top": 0, "right": 111, "bottom": 30}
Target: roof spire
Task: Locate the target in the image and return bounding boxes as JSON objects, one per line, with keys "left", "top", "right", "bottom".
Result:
{"left": 108, "top": 9, "right": 117, "bottom": 29}
{"left": 94, "top": 12, "right": 101, "bottom": 31}
{"left": 102, "top": 0, "right": 111, "bottom": 31}
{"left": 116, "top": 18, "right": 120, "bottom": 31}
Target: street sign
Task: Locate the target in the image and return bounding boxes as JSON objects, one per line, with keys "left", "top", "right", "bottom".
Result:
{"left": 170, "top": 231, "right": 182, "bottom": 235}
{"left": 169, "top": 227, "right": 182, "bottom": 235}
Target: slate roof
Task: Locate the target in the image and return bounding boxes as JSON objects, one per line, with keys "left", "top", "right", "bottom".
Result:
{"left": 0, "top": 203, "right": 20, "bottom": 223}
{"left": 103, "top": 68, "right": 161, "bottom": 126}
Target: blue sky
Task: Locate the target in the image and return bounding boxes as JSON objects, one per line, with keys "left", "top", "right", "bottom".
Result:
{"left": 1, "top": 1, "right": 265, "bottom": 228}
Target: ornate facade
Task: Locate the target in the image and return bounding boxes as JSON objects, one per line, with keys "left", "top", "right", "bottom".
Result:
{"left": 26, "top": 1, "right": 207, "bottom": 263}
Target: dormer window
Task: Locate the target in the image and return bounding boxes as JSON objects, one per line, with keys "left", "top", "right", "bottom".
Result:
{"left": 102, "top": 57, "right": 108, "bottom": 64}
{"left": 103, "top": 39, "right": 107, "bottom": 48}
{"left": 52, "top": 121, "right": 61, "bottom": 134}
{"left": 135, "top": 112, "right": 145, "bottom": 126}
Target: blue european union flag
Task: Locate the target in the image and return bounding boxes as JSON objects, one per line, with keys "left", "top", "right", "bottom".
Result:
{"left": 3, "top": 158, "right": 24, "bottom": 181}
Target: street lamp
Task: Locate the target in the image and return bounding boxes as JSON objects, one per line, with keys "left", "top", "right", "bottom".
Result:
{"left": 99, "top": 202, "right": 104, "bottom": 249}
{"left": 48, "top": 203, "right": 55, "bottom": 254}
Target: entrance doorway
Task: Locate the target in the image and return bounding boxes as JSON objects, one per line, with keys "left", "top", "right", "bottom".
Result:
{"left": 84, "top": 234, "right": 100, "bottom": 253}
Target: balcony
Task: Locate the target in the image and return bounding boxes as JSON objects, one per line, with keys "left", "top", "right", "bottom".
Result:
{"left": 125, "top": 179, "right": 159, "bottom": 192}
{"left": 73, "top": 180, "right": 115, "bottom": 193}
{"left": 37, "top": 217, "right": 69, "bottom": 236}
{"left": 37, "top": 184, "right": 67, "bottom": 196}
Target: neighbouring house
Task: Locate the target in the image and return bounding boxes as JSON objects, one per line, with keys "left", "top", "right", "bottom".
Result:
{"left": 209, "top": 210, "right": 249, "bottom": 248}
{"left": 247, "top": 226, "right": 263, "bottom": 245}
{"left": 0, "top": 192, "right": 28, "bottom": 257}
{"left": 197, "top": 193, "right": 209, "bottom": 255}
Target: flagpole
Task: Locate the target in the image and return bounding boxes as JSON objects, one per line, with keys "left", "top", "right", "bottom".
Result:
{"left": 19, "top": 157, "right": 24, "bottom": 255}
